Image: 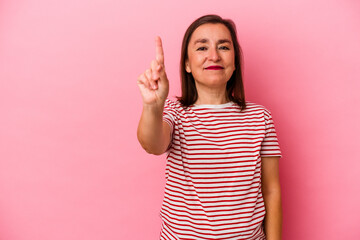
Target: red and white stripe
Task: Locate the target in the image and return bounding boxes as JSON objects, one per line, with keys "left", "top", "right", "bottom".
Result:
{"left": 160, "top": 99, "right": 281, "bottom": 240}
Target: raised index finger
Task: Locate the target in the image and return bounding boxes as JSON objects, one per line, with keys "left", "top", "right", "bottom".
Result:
{"left": 155, "top": 36, "right": 164, "bottom": 64}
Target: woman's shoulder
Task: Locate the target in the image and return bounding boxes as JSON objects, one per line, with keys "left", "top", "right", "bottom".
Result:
{"left": 165, "top": 98, "right": 182, "bottom": 108}
{"left": 165, "top": 99, "right": 272, "bottom": 115}
{"left": 244, "top": 101, "right": 272, "bottom": 115}
{"left": 164, "top": 98, "right": 186, "bottom": 114}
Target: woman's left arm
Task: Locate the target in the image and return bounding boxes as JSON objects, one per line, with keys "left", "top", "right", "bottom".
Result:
{"left": 261, "top": 156, "right": 282, "bottom": 240}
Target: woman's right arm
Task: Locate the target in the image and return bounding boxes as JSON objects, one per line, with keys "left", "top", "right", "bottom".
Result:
{"left": 137, "top": 103, "right": 172, "bottom": 155}
{"left": 136, "top": 36, "right": 171, "bottom": 155}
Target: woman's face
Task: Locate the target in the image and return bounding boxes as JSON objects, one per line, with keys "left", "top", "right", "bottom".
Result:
{"left": 186, "top": 23, "right": 235, "bottom": 89}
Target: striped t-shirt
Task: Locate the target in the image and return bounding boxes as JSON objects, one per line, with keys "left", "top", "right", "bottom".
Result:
{"left": 160, "top": 99, "right": 282, "bottom": 240}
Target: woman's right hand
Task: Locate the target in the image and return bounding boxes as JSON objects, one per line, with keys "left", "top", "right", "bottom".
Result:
{"left": 137, "top": 36, "right": 169, "bottom": 106}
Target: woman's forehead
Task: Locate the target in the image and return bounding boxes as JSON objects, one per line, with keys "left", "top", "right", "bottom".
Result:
{"left": 190, "top": 23, "right": 232, "bottom": 44}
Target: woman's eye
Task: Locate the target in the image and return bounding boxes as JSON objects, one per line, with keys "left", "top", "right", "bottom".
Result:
{"left": 219, "top": 46, "right": 230, "bottom": 50}
{"left": 196, "top": 47, "right": 207, "bottom": 51}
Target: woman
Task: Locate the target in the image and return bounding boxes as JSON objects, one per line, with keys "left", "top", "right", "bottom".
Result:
{"left": 137, "top": 15, "right": 282, "bottom": 240}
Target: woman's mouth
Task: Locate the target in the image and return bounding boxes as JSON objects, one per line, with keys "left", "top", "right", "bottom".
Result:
{"left": 205, "top": 66, "right": 224, "bottom": 70}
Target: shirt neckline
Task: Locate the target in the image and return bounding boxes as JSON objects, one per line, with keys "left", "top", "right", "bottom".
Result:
{"left": 191, "top": 101, "right": 234, "bottom": 108}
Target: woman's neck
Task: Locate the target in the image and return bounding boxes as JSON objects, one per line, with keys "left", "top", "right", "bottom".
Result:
{"left": 194, "top": 83, "right": 229, "bottom": 105}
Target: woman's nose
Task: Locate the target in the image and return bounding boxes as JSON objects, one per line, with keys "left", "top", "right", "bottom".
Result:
{"left": 208, "top": 48, "right": 220, "bottom": 61}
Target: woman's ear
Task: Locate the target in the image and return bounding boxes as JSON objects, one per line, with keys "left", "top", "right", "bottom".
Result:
{"left": 185, "top": 59, "right": 191, "bottom": 73}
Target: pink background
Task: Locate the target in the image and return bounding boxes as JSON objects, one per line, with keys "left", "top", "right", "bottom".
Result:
{"left": 1, "top": 0, "right": 360, "bottom": 239}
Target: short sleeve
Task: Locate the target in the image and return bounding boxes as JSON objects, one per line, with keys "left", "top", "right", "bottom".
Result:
{"left": 260, "top": 109, "right": 282, "bottom": 158}
{"left": 163, "top": 99, "right": 176, "bottom": 134}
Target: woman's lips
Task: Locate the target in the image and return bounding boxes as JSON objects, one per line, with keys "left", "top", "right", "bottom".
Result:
{"left": 205, "top": 66, "right": 224, "bottom": 70}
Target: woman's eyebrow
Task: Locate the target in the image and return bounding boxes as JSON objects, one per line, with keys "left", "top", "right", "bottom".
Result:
{"left": 193, "top": 38, "right": 232, "bottom": 45}
{"left": 194, "top": 38, "right": 208, "bottom": 45}
{"left": 218, "top": 39, "right": 232, "bottom": 44}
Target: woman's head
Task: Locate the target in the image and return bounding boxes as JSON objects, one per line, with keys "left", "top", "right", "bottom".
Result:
{"left": 178, "top": 14, "right": 246, "bottom": 110}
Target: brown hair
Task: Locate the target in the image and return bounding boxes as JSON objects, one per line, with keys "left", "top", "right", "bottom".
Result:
{"left": 177, "top": 14, "right": 246, "bottom": 111}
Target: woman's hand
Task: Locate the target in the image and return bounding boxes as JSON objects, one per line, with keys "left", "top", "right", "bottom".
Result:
{"left": 137, "top": 36, "right": 169, "bottom": 106}
{"left": 136, "top": 36, "right": 171, "bottom": 155}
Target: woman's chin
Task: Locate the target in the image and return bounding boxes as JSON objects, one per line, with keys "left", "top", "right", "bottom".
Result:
{"left": 196, "top": 79, "right": 229, "bottom": 89}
